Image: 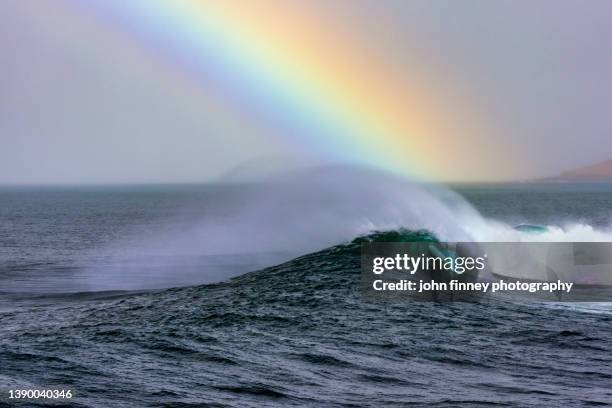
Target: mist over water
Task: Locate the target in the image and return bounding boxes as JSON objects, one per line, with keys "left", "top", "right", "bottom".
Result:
{"left": 80, "top": 166, "right": 483, "bottom": 290}
{"left": 37, "top": 166, "right": 611, "bottom": 292}
{"left": 2, "top": 165, "right": 612, "bottom": 294}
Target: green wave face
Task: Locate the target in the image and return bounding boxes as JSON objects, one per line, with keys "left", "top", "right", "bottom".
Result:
{"left": 351, "top": 229, "right": 439, "bottom": 244}
{"left": 514, "top": 224, "right": 549, "bottom": 234}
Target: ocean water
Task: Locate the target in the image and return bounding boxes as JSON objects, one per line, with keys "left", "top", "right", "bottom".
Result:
{"left": 1, "top": 173, "right": 612, "bottom": 407}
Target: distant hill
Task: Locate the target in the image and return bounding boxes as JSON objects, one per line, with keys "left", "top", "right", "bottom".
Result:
{"left": 544, "top": 159, "right": 612, "bottom": 182}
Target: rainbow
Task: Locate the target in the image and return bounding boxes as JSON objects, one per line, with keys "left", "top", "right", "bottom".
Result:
{"left": 21, "top": 0, "right": 510, "bottom": 180}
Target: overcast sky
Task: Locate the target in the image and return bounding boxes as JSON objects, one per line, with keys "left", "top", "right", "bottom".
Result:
{"left": 1, "top": 0, "right": 612, "bottom": 184}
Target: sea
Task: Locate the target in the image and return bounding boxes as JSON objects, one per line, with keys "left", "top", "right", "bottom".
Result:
{"left": 1, "top": 168, "right": 612, "bottom": 407}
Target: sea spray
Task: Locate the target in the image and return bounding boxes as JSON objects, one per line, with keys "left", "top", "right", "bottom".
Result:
{"left": 80, "top": 166, "right": 612, "bottom": 291}
{"left": 81, "top": 165, "right": 484, "bottom": 290}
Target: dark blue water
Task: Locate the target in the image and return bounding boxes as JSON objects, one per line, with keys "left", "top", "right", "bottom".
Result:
{"left": 1, "top": 181, "right": 612, "bottom": 407}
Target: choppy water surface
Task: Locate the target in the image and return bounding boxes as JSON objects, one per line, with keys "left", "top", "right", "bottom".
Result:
{"left": 1, "top": 179, "right": 612, "bottom": 407}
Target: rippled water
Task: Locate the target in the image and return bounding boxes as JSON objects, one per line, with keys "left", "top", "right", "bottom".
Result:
{"left": 1, "top": 182, "right": 612, "bottom": 407}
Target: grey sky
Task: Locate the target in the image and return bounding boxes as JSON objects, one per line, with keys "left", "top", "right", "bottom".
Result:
{"left": 1, "top": 0, "right": 611, "bottom": 184}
